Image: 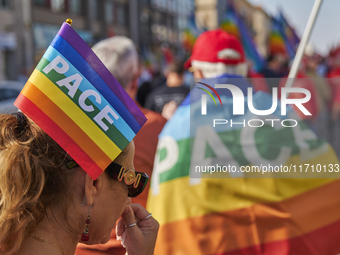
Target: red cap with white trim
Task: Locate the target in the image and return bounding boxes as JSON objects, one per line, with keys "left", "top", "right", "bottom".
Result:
{"left": 184, "top": 28, "right": 245, "bottom": 68}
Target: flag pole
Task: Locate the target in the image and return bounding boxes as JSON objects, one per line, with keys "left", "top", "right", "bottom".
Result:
{"left": 285, "top": 0, "right": 323, "bottom": 88}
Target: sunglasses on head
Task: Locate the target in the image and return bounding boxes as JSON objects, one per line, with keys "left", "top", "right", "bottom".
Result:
{"left": 66, "top": 161, "right": 149, "bottom": 198}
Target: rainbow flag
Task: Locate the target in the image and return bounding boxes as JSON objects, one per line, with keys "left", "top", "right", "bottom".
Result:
{"left": 147, "top": 77, "right": 340, "bottom": 254}
{"left": 220, "top": 16, "right": 239, "bottom": 39}
{"left": 269, "top": 17, "right": 295, "bottom": 59}
{"left": 278, "top": 11, "right": 300, "bottom": 52}
{"left": 182, "top": 28, "right": 197, "bottom": 52}
{"left": 14, "top": 21, "right": 147, "bottom": 180}
{"left": 181, "top": 12, "right": 200, "bottom": 52}
{"left": 140, "top": 46, "right": 157, "bottom": 73}
{"left": 220, "top": 6, "right": 265, "bottom": 72}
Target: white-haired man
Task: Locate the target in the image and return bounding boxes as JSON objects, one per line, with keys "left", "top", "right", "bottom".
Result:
{"left": 76, "top": 36, "right": 166, "bottom": 255}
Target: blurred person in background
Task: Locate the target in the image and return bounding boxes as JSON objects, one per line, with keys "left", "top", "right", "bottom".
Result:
{"left": 316, "top": 56, "right": 329, "bottom": 77}
{"left": 260, "top": 54, "right": 286, "bottom": 78}
{"left": 259, "top": 53, "right": 287, "bottom": 94}
{"left": 327, "top": 47, "right": 340, "bottom": 120}
{"left": 304, "top": 45, "right": 331, "bottom": 140}
{"left": 327, "top": 46, "right": 340, "bottom": 157}
{"left": 137, "top": 68, "right": 166, "bottom": 108}
{"left": 76, "top": 36, "right": 166, "bottom": 255}
{"left": 247, "top": 60, "right": 270, "bottom": 93}
{"left": 137, "top": 62, "right": 153, "bottom": 88}
{"left": 304, "top": 48, "right": 331, "bottom": 110}
{"left": 145, "top": 59, "right": 189, "bottom": 119}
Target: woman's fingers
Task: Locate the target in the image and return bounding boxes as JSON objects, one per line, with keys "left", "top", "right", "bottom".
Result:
{"left": 120, "top": 205, "right": 137, "bottom": 229}
{"left": 129, "top": 203, "right": 152, "bottom": 221}
{"left": 115, "top": 218, "right": 125, "bottom": 239}
{"left": 116, "top": 203, "right": 159, "bottom": 255}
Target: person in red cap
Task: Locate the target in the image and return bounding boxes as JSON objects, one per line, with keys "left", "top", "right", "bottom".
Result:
{"left": 185, "top": 28, "right": 248, "bottom": 79}
{"left": 157, "top": 29, "right": 251, "bottom": 120}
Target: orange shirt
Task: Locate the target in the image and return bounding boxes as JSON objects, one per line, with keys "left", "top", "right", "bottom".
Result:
{"left": 131, "top": 105, "right": 167, "bottom": 208}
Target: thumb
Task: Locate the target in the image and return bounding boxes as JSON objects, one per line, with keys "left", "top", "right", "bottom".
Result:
{"left": 121, "top": 205, "right": 136, "bottom": 228}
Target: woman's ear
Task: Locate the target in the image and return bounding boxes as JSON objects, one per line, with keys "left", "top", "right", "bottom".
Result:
{"left": 84, "top": 174, "right": 98, "bottom": 206}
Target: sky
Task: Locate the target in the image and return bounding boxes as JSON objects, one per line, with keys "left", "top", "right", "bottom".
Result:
{"left": 247, "top": 0, "right": 340, "bottom": 56}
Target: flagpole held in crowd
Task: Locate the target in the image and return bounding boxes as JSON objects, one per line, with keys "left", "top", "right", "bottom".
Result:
{"left": 285, "top": 0, "right": 323, "bottom": 88}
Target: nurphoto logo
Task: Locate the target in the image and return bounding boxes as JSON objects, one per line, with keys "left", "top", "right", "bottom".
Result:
{"left": 197, "top": 83, "right": 312, "bottom": 128}
{"left": 196, "top": 82, "right": 223, "bottom": 115}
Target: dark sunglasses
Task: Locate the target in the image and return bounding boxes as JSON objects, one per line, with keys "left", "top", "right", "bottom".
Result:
{"left": 66, "top": 161, "right": 149, "bottom": 198}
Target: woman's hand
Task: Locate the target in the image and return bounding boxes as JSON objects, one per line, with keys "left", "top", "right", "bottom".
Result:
{"left": 116, "top": 203, "right": 159, "bottom": 255}
{"left": 161, "top": 100, "right": 178, "bottom": 120}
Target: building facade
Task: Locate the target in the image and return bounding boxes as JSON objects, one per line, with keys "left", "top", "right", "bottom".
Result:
{"left": 0, "top": 0, "right": 19, "bottom": 80}
{"left": 136, "top": 0, "right": 194, "bottom": 69}
{"left": 195, "top": 0, "right": 272, "bottom": 58}
{"left": 0, "top": 0, "right": 194, "bottom": 81}
{"left": 233, "top": 0, "right": 271, "bottom": 58}
{"left": 0, "top": 0, "right": 279, "bottom": 81}
{"left": 31, "top": 0, "right": 130, "bottom": 72}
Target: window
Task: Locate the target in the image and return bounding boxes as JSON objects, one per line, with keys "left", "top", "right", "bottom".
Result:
{"left": 105, "top": 1, "right": 114, "bottom": 23}
{"left": 51, "top": 0, "right": 65, "bottom": 12}
{"left": 117, "top": 4, "right": 126, "bottom": 25}
{"left": 0, "top": 0, "right": 10, "bottom": 9}
{"left": 152, "top": 0, "right": 166, "bottom": 10}
{"left": 69, "top": 0, "right": 82, "bottom": 14}
{"left": 0, "top": 89, "right": 20, "bottom": 101}
{"left": 177, "top": 17, "right": 187, "bottom": 30}
{"left": 168, "top": 0, "right": 176, "bottom": 13}
{"left": 160, "top": 0, "right": 167, "bottom": 10}
{"left": 89, "top": 0, "right": 99, "bottom": 19}
{"left": 151, "top": 0, "right": 157, "bottom": 8}
{"left": 33, "top": 0, "right": 47, "bottom": 6}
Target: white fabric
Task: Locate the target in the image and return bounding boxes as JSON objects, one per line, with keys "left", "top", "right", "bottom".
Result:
{"left": 191, "top": 60, "right": 248, "bottom": 78}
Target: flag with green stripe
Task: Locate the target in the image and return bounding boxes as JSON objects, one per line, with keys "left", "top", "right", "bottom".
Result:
{"left": 14, "top": 21, "right": 147, "bottom": 180}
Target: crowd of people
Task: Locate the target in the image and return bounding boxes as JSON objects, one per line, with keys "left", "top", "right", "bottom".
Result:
{"left": 144, "top": 29, "right": 340, "bottom": 254}
{"left": 1, "top": 23, "right": 340, "bottom": 255}
{"left": 138, "top": 32, "right": 340, "bottom": 156}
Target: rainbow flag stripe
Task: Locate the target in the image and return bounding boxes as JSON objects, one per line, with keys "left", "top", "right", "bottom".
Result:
{"left": 182, "top": 29, "right": 197, "bottom": 52}
{"left": 220, "top": 6, "right": 265, "bottom": 72}
{"left": 269, "top": 32, "right": 287, "bottom": 55}
{"left": 14, "top": 22, "right": 147, "bottom": 180}
{"left": 150, "top": 177, "right": 340, "bottom": 254}
{"left": 269, "top": 18, "right": 295, "bottom": 59}
{"left": 181, "top": 12, "right": 200, "bottom": 52}
{"left": 220, "top": 20, "right": 240, "bottom": 39}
